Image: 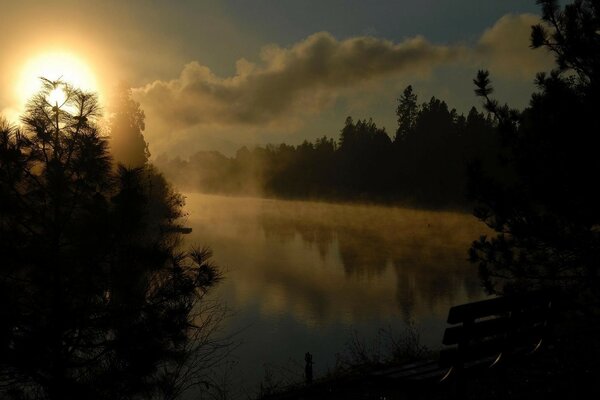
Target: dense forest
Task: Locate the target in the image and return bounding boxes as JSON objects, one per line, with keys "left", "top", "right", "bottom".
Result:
{"left": 156, "top": 87, "right": 499, "bottom": 209}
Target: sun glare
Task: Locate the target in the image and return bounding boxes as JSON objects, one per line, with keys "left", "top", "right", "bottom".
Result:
{"left": 47, "top": 87, "right": 67, "bottom": 106}
{"left": 17, "top": 52, "right": 99, "bottom": 106}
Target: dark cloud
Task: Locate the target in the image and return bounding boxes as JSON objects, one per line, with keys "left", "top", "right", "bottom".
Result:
{"left": 136, "top": 32, "right": 464, "bottom": 129}
{"left": 135, "top": 14, "right": 554, "bottom": 156}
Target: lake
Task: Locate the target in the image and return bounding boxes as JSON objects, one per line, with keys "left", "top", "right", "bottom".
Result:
{"left": 182, "top": 193, "right": 489, "bottom": 395}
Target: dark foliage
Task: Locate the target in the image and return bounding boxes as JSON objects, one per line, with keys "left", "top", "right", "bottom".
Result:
{"left": 395, "top": 85, "right": 419, "bottom": 142}
{"left": 469, "top": 0, "right": 600, "bottom": 298}
{"left": 0, "top": 79, "right": 224, "bottom": 400}
{"left": 108, "top": 84, "right": 150, "bottom": 168}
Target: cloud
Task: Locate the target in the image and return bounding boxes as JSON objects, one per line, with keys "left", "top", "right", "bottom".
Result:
{"left": 135, "top": 13, "right": 555, "bottom": 156}
{"left": 476, "top": 13, "right": 554, "bottom": 78}
{"left": 135, "top": 32, "right": 464, "bottom": 129}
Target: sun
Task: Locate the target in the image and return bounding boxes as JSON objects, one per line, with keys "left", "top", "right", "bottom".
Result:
{"left": 17, "top": 52, "right": 99, "bottom": 106}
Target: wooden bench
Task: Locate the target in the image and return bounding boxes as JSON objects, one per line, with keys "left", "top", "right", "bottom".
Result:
{"left": 368, "top": 291, "right": 554, "bottom": 395}
{"left": 440, "top": 290, "right": 554, "bottom": 380}
{"left": 261, "top": 291, "right": 555, "bottom": 399}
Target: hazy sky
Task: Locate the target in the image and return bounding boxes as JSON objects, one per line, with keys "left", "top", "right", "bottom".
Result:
{"left": 0, "top": 1, "right": 554, "bottom": 157}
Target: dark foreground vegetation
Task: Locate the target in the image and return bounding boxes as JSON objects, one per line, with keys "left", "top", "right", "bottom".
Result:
{"left": 259, "top": 334, "right": 600, "bottom": 400}
{"left": 258, "top": 293, "right": 600, "bottom": 400}
{"left": 0, "top": 80, "right": 227, "bottom": 399}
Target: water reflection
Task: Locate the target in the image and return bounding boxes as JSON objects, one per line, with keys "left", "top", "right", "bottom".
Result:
{"left": 183, "top": 193, "right": 487, "bottom": 326}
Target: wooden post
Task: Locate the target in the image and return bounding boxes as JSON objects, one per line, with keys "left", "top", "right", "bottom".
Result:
{"left": 305, "top": 352, "right": 313, "bottom": 385}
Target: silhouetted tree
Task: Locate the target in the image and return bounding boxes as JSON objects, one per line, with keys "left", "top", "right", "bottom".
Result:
{"left": 0, "top": 79, "right": 224, "bottom": 400}
{"left": 395, "top": 85, "right": 419, "bottom": 142}
{"left": 469, "top": 0, "right": 600, "bottom": 297}
{"left": 108, "top": 84, "right": 149, "bottom": 168}
{"left": 338, "top": 117, "right": 392, "bottom": 196}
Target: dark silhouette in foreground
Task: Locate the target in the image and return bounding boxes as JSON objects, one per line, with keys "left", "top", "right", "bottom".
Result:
{"left": 304, "top": 353, "right": 313, "bottom": 385}
{"left": 464, "top": 0, "right": 600, "bottom": 396}
{"left": 469, "top": 0, "right": 600, "bottom": 301}
{"left": 258, "top": 291, "right": 563, "bottom": 400}
{"left": 0, "top": 79, "right": 226, "bottom": 399}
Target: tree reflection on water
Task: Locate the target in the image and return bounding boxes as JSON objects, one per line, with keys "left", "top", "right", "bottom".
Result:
{"left": 184, "top": 194, "right": 489, "bottom": 326}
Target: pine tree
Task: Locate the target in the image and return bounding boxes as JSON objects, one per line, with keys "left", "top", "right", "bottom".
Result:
{"left": 395, "top": 85, "right": 418, "bottom": 142}
{"left": 469, "top": 0, "right": 600, "bottom": 298}
{"left": 0, "top": 79, "right": 225, "bottom": 400}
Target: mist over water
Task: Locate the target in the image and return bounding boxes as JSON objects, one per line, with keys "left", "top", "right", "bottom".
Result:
{"left": 182, "top": 193, "right": 489, "bottom": 391}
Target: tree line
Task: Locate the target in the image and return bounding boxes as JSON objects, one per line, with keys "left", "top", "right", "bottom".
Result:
{"left": 157, "top": 89, "right": 499, "bottom": 209}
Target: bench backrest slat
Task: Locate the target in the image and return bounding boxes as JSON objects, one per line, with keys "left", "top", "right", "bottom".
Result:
{"left": 443, "top": 308, "right": 551, "bottom": 345}
{"left": 441, "top": 290, "right": 553, "bottom": 369}
{"left": 447, "top": 291, "right": 553, "bottom": 325}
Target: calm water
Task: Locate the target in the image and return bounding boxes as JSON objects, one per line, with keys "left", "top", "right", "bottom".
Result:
{"left": 182, "top": 193, "right": 488, "bottom": 394}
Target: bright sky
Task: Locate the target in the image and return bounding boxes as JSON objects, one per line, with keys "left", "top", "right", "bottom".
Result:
{"left": 0, "top": 0, "right": 555, "bottom": 157}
